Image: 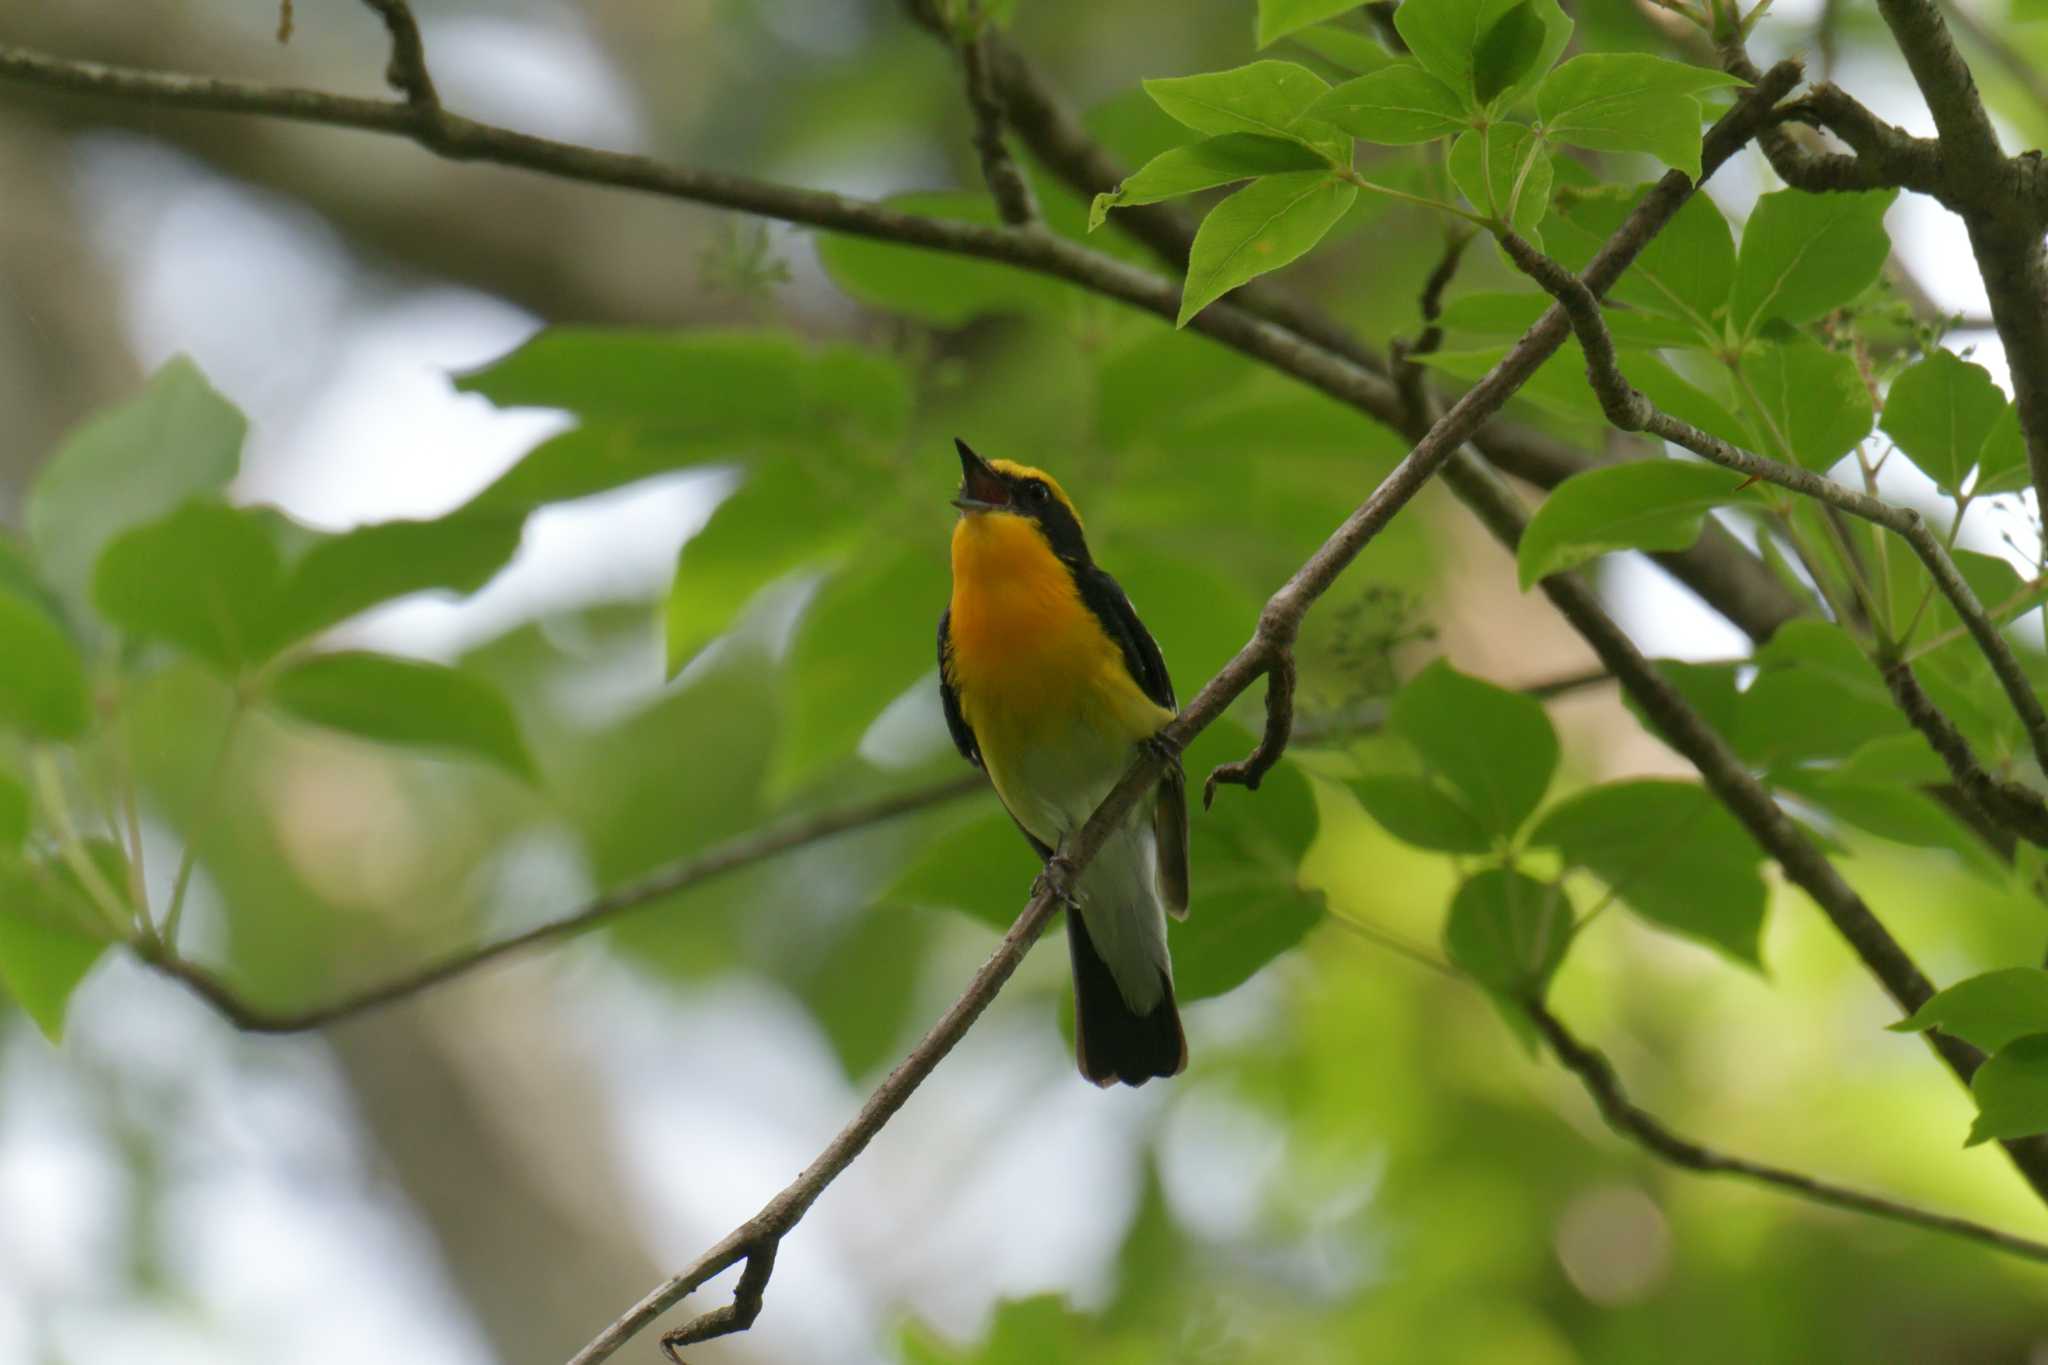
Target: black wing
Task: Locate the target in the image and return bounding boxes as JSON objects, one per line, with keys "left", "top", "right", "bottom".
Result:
{"left": 937, "top": 608, "right": 982, "bottom": 770}
{"left": 1075, "top": 567, "right": 1176, "bottom": 711}
{"left": 1076, "top": 567, "right": 1189, "bottom": 918}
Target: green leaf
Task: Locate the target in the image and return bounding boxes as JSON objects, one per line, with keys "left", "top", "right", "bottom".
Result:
{"left": 1552, "top": 186, "right": 1734, "bottom": 335}
{"left": 0, "top": 853, "right": 111, "bottom": 1043}
{"left": 1396, "top": 0, "right": 1571, "bottom": 105}
{"left": 1736, "top": 626, "right": 1908, "bottom": 773}
{"left": 1517, "top": 460, "right": 1757, "bottom": 587}
{"left": 1967, "top": 1033, "right": 2048, "bottom": 1145}
{"left": 1437, "top": 290, "right": 1698, "bottom": 348}
{"left": 1178, "top": 172, "right": 1358, "bottom": 325}
{"left": 1742, "top": 336, "right": 1875, "bottom": 472}
{"left": 773, "top": 547, "right": 943, "bottom": 793}
{"left": 268, "top": 513, "right": 526, "bottom": 647}
{"left": 92, "top": 501, "right": 284, "bottom": 672}
{"left": 1838, "top": 732, "right": 1949, "bottom": 786}
{"left": 829, "top": 190, "right": 1106, "bottom": 323}
{"left": 1391, "top": 660, "right": 1557, "bottom": 837}
{"left": 1975, "top": 403, "right": 2031, "bottom": 495}
{"left": 468, "top": 427, "right": 729, "bottom": 515}
{"left": 1309, "top": 62, "right": 1470, "bottom": 144}
{"left": 1530, "top": 779, "right": 1767, "bottom": 965}
{"left": 1471, "top": 1, "right": 1547, "bottom": 105}
{"left": 0, "top": 538, "right": 67, "bottom": 632}
{"left": 1731, "top": 188, "right": 1896, "bottom": 336}
{"left": 1142, "top": 61, "right": 1347, "bottom": 160}
{"left": 1879, "top": 349, "right": 2011, "bottom": 493}
{"left": 1444, "top": 866, "right": 1572, "bottom": 999}
{"left": 666, "top": 460, "right": 867, "bottom": 675}
{"left": 27, "top": 357, "right": 245, "bottom": 610}
{"left": 1737, "top": 667, "right": 1908, "bottom": 769}
{"left": 1774, "top": 769, "right": 2000, "bottom": 875}
{"left": 1351, "top": 773, "right": 1494, "bottom": 853}
{"left": 797, "top": 905, "right": 933, "bottom": 1080}
{"left": 266, "top": 652, "right": 537, "bottom": 780}
{"left": 1537, "top": 54, "right": 1745, "bottom": 179}
{"left": 1257, "top": 0, "right": 1367, "bottom": 48}
{"left": 1090, "top": 134, "right": 1328, "bottom": 230}
{"left": 1285, "top": 24, "right": 1400, "bottom": 73}
{"left": 1449, "top": 123, "right": 1551, "bottom": 236}
{"left": 0, "top": 770, "right": 25, "bottom": 848}
{"left": 1094, "top": 331, "right": 1258, "bottom": 449}
{"left": 1894, "top": 969, "right": 2048, "bottom": 1053}
{"left": 0, "top": 588, "right": 91, "bottom": 740}
{"left": 891, "top": 806, "right": 1038, "bottom": 933}
{"left": 1170, "top": 723, "right": 1323, "bottom": 1001}
{"left": 458, "top": 330, "right": 908, "bottom": 446}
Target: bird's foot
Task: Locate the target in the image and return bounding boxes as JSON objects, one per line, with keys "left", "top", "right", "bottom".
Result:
{"left": 1033, "top": 846, "right": 1082, "bottom": 910}
{"left": 1138, "top": 731, "right": 1181, "bottom": 765}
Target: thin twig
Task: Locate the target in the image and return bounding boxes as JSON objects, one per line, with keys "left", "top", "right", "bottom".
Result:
{"left": 1881, "top": 660, "right": 2048, "bottom": 845}
{"left": 136, "top": 775, "right": 985, "bottom": 1031}
{"left": 1526, "top": 999, "right": 2048, "bottom": 1267}
{"left": 1940, "top": 0, "right": 2048, "bottom": 132}
{"left": 1332, "top": 914, "right": 2048, "bottom": 1266}
{"left": 1729, "top": 11, "right": 2048, "bottom": 519}
{"left": 1498, "top": 228, "right": 2048, "bottom": 794}
{"left": 1203, "top": 648, "right": 1295, "bottom": 807}
{"left": 957, "top": 13, "right": 1038, "bottom": 226}
{"left": 1435, "top": 446, "right": 2048, "bottom": 1206}
{"left": 356, "top": 0, "right": 437, "bottom": 108}
{"left": 131, "top": 672, "right": 1606, "bottom": 1034}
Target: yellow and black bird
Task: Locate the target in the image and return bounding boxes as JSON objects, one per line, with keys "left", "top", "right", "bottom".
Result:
{"left": 939, "top": 438, "right": 1189, "bottom": 1086}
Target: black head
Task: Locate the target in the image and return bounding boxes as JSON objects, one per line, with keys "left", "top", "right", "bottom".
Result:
{"left": 952, "top": 438, "right": 1092, "bottom": 565}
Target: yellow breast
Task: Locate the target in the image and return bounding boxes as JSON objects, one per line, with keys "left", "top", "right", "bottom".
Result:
{"left": 946, "top": 513, "right": 1167, "bottom": 761}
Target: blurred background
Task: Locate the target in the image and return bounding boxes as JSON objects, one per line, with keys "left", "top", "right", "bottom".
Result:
{"left": 5, "top": 1, "right": 2048, "bottom": 1362}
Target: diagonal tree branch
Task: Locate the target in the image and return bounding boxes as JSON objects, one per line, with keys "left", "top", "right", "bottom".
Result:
{"left": 134, "top": 775, "right": 987, "bottom": 1031}
{"left": 1433, "top": 443, "right": 2048, "bottom": 1206}
{"left": 1496, "top": 228, "right": 2048, "bottom": 792}
{"left": 923, "top": 8, "right": 1809, "bottom": 647}
{"left": 1524, "top": 999, "right": 2048, "bottom": 1267}
{"left": 954, "top": 11, "right": 1039, "bottom": 227}
{"left": 1728, "top": 7, "right": 2048, "bottom": 518}
{"left": 8, "top": 24, "right": 2008, "bottom": 1350}
{"left": 573, "top": 77, "right": 1810, "bottom": 1359}
{"left": 133, "top": 677, "right": 1616, "bottom": 1036}
{"left": 0, "top": 30, "right": 1810, "bottom": 648}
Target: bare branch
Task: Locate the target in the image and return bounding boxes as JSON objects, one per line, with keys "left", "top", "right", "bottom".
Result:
{"left": 357, "top": 0, "right": 437, "bottom": 108}
{"left": 956, "top": 12, "right": 1039, "bottom": 226}
{"left": 135, "top": 776, "right": 986, "bottom": 1031}
{"left": 1499, "top": 228, "right": 2048, "bottom": 791}
{"left": 1940, "top": 0, "right": 2048, "bottom": 132}
{"left": 1881, "top": 660, "right": 2048, "bottom": 846}
{"left": 1203, "top": 647, "right": 1295, "bottom": 807}
{"left": 1525, "top": 999, "right": 2048, "bottom": 1268}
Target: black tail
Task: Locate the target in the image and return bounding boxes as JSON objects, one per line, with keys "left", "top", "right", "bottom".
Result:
{"left": 1067, "top": 909, "right": 1186, "bottom": 1087}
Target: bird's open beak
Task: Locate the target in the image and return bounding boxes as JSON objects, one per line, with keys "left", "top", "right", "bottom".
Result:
{"left": 952, "top": 438, "right": 1009, "bottom": 513}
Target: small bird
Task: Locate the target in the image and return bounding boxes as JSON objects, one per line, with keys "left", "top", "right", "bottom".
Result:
{"left": 938, "top": 438, "right": 1189, "bottom": 1086}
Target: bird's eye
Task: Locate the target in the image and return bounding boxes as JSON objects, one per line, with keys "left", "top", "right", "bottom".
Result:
{"left": 1025, "top": 482, "right": 1050, "bottom": 506}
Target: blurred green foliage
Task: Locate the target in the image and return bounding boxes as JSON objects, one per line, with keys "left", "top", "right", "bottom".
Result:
{"left": 8, "top": 0, "right": 2048, "bottom": 1359}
